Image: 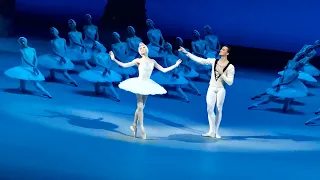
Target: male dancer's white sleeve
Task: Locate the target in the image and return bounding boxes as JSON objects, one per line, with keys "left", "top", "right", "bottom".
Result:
{"left": 221, "top": 65, "right": 235, "bottom": 85}
{"left": 186, "top": 52, "right": 215, "bottom": 65}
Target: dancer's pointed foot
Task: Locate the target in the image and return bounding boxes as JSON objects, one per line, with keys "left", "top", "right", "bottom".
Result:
{"left": 202, "top": 132, "right": 215, "bottom": 137}
{"left": 130, "top": 125, "right": 137, "bottom": 138}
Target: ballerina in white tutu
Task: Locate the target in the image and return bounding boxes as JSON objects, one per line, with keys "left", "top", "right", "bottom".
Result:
{"left": 37, "top": 27, "right": 78, "bottom": 87}
{"left": 4, "top": 37, "right": 52, "bottom": 98}
{"left": 79, "top": 42, "right": 122, "bottom": 101}
{"left": 66, "top": 19, "right": 92, "bottom": 70}
{"left": 109, "top": 42, "right": 182, "bottom": 139}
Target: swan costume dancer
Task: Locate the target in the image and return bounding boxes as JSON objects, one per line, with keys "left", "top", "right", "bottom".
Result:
{"left": 179, "top": 46, "right": 235, "bottom": 138}
{"left": 38, "top": 27, "right": 78, "bottom": 87}
{"left": 4, "top": 37, "right": 52, "bottom": 98}
{"left": 109, "top": 42, "right": 182, "bottom": 139}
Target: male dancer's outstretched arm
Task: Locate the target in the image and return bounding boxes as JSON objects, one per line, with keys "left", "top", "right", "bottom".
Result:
{"left": 179, "top": 47, "right": 214, "bottom": 65}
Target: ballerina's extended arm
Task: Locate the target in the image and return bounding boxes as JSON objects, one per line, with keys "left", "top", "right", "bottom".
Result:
{"left": 109, "top": 51, "right": 138, "bottom": 68}
{"left": 153, "top": 59, "right": 181, "bottom": 73}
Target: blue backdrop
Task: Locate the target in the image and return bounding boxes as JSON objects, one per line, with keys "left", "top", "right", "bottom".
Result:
{"left": 16, "top": 0, "right": 319, "bottom": 52}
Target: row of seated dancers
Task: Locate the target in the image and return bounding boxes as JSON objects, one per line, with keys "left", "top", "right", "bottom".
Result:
{"left": 246, "top": 40, "right": 320, "bottom": 125}
{"left": 4, "top": 15, "right": 221, "bottom": 103}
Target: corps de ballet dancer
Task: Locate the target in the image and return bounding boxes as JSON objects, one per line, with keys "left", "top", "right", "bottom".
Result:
{"left": 151, "top": 42, "right": 190, "bottom": 102}
{"left": 111, "top": 32, "right": 137, "bottom": 79}
{"left": 305, "top": 109, "right": 320, "bottom": 125}
{"left": 179, "top": 46, "right": 235, "bottom": 139}
{"left": 249, "top": 52, "right": 308, "bottom": 112}
{"left": 4, "top": 37, "right": 52, "bottom": 98}
{"left": 277, "top": 43, "right": 319, "bottom": 84}
{"left": 67, "top": 19, "right": 92, "bottom": 69}
{"left": 109, "top": 42, "right": 182, "bottom": 139}
{"left": 37, "top": 27, "right": 78, "bottom": 87}
{"left": 83, "top": 14, "right": 103, "bottom": 50}
{"left": 79, "top": 42, "right": 121, "bottom": 101}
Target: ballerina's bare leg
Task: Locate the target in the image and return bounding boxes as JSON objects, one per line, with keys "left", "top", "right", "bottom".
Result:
{"left": 32, "top": 81, "right": 52, "bottom": 98}
{"left": 251, "top": 91, "right": 268, "bottom": 100}
{"left": 175, "top": 85, "right": 189, "bottom": 102}
{"left": 187, "top": 81, "right": 201, "bottom": 96}
{"left": 94, "top": 83, "right": 105, "bottom": 95}
{"left": 62, "top": 70, "right": 78, "bottom": 86}
{"left": 20, "top": 80, "right": 27, "bottom": 92}
{"left": 84, "top": 61, "right": 92, "bottom": 70}
{"left": 305, "top": 115, "right": 320, "bottom": 125}
{"left": 130, "top": 94, "right": 148, "bottom": 139}
{"left": 105, "top": 83, "right": 120, "bottom": 102}
{"left": 248, "top": 96, "right": 293, "bottom": 112}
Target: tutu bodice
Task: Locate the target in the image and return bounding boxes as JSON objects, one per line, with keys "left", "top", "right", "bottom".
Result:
{"left": 92, "top": 52, "right": 112, "bottom": 70}
{"left": 112, "top": 42, "right": 131, "bottom": 62}
{"left": 192, "top": 40, "right": 206, "bottom": 54}
{"left": 147, "top": 29, "right": 161, "bottom": 45}
{"left": 138, "top": 61, "right": 154, "bottom": 80}
{"left": 127, "top": 36, "right": 142, "bottom": 56}
{"left": 68, "top": 31, "right": 83, "bottom": 47}
{"left": 84, "top": 25, "right": 97, "bottom": 40}
{"left": 51, "top": 38, "right": 67, "bottom": 57}
{"left": 205, "top": 35, "right": 219, "bottom": 51}
{"left": 20, "top": 48, "right": 36, "bottom": 67}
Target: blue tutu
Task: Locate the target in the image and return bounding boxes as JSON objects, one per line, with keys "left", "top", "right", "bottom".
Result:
{"left": 38, "top": 54, "right": 74, "bottom": 70}
{"left": 79, "top": 68, "right": 122, "bottom": 83}
{"left": 151, "top": 71, "right": 189, "bottom": 85}
{"left": 4, "top": 66, "right": 45, "bottom": 81}
{"left": 278, "top": 70, "right": 317, "bottom": 83}
{"left": 66, "top": 46, "right": 92, "bottom": 61}
{"left": 110, "top": 62, "right": 137, "bottom": 76}
{"left": 268, "top": 78, "right": 307, "bottom": 98}
{"left": 147, "top": 44, "right": 166, "bottom": 58}
{"left": 300, "top": 63, "right": 320, "bottom": 76}
{"left": 178, "top": 66, "right": 199, "bottom": 78}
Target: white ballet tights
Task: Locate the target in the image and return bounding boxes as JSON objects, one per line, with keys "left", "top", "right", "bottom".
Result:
{"left": 132, "top": 94, "right": 148, "bottom": 139}
{"left": 206, "top": 86, "right": 226, "bottom": 137}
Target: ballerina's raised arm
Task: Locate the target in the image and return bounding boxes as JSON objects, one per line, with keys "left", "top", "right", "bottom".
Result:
{"left": 153, "top": 59, "right": 182, "bottom": 73}
{"left": 109, "top": 51, "right": 138, "bottom": 67}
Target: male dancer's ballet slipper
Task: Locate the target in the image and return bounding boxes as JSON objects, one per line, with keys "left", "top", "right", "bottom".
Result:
{"left": 130, "top": 125, "right": 137, "bottom": 137}
{"left": 215, "top": 134, "right": 221, "bottom": 139}
{"left": 141, "top": 133, "right": 147, "bottom": 140}
{"left": 202, "top": 132, "right": 215, "bottom": 138}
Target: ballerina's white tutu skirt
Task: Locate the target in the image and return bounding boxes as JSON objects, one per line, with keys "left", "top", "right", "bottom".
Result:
{"left": 268, "top": 78, "right": 308, "bottom": 98}
{"left": 119, "top": 77, "right": 167, "bottom": 95}
{"left": 278, "top": 70, "right": 317, "bottom": 83}
{"left": 79, "top": 69, "right": 122, "bottom": 83}
{"left": 66, "top": 46, "right": 92, "bottom": 61}
{"left": 300, "top": 63, "right": 320, "bottom": 76}
{"left": 4, "top": 66, "right": 45, "bottom": 81}
{"left": 38, "top": 54, "right": 75, "bottom": 70}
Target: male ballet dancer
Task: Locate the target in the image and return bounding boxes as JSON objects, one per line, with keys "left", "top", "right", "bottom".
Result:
{"left": 179, "top": 46, "right": 235, "bottom": 138}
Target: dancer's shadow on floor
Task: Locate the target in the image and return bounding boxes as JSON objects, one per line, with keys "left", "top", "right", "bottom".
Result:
{"left": 223, "top": 133, "right": 320, "bottom": 142}
{"left": 252, "top": 98, "right": 306, "bottom": 106}
{"left": 2, "top": 88, "right": 49, "bottom": 98}
{"left": 109, "top": 111, "right": 203, "bottom": 134}
{"left": 74, "top": 90, "right": 118, "bottom": 101}
{"left": 37, "top": 110, "right": 128, "bottom": 136}
{"left": 167, "top": 132, "right": 320, "bottom": 143}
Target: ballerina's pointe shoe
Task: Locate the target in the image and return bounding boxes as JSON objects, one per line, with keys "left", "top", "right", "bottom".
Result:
{"left": 130, "top": 126, "right": 137, "bottom": 137}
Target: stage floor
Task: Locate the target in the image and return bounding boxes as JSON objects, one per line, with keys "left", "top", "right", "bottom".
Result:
{"left": 0, "top": 38, "right": 320, "bottom": 179}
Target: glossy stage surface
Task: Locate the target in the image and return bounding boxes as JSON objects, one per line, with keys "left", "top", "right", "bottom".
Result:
{"left": 0, "top": 38, "right": 319, "bottom": 179}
